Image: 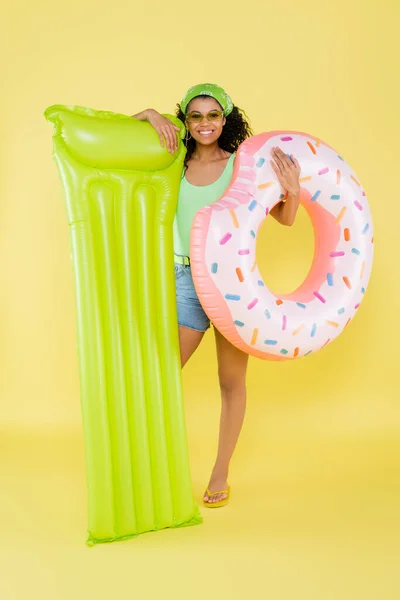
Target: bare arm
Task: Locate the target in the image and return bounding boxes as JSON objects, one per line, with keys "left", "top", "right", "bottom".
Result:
{"left": 270, "top": 191, "right": 300, "bottom": 226}
{"left": 131, "top": 108, "right": 152, "bottom": 121}
{"left": 130, "top": 108, "right": 180, "bottom": 153}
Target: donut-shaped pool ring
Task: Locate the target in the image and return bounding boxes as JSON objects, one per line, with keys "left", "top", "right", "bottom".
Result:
{"left": 191, "top": 131, "right": 374, "bottom": 361}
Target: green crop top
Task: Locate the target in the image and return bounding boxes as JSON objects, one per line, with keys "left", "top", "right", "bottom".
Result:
{"left": 173, "top": 153, "right": 236, "bottom": 257}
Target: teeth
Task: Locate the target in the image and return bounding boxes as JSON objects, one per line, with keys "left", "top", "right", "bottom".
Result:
{"left": 199, "top": 131, "right": 213, "bottom": 135}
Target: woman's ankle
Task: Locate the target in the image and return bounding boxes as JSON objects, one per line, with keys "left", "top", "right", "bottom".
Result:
{"left": 211, "top": 464, "right": 229, "bottom": 481}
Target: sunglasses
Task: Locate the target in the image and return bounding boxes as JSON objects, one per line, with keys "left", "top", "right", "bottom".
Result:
{"left": 185, "top": 110, "right": 224, "bottom": 124}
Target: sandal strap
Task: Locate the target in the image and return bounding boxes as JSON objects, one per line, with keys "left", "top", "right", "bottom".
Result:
{"left": 205, "top": 487, "right": 229, "bottom": 497}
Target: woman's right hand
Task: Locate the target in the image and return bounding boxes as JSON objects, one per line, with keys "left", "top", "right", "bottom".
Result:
{"left": 131, "top": 108, "right": 181, "bottom": 154}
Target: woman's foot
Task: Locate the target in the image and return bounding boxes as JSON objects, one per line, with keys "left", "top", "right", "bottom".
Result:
{"left": 203, "top": 475, "right": 229, "bottom": 505}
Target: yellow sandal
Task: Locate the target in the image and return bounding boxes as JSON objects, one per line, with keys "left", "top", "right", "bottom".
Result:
{"left": 203, "top": 485, "right": 231, "bottom": 508}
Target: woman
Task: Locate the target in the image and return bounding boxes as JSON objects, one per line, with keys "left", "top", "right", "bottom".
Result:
{"left": 132, "top": 83, "right": 301, "bottom": 508}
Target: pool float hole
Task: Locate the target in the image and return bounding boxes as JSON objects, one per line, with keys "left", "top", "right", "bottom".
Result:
{"left": 256, "top": 203, "right": 315, "bottom": 297}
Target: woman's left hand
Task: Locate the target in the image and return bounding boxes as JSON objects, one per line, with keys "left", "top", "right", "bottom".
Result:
{"left": 270, "top": 146, "right": 301, "bottom": 196}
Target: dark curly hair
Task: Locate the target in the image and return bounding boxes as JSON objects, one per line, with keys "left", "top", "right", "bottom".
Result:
{"left": 176, "top": 95, "right": 253, "bottom": 170}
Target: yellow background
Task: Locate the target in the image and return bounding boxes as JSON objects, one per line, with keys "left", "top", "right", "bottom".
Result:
{"left": 1, "top": 0, "right": 399, "bottom": 598}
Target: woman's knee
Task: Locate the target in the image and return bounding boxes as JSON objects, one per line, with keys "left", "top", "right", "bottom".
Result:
{"left": 218, "top": 371, "right": 247, "bottom": 396}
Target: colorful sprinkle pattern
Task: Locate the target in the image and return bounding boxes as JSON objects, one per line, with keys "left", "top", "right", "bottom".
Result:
{"left": 194, "top": 132, "right": 374, "bottom": 360}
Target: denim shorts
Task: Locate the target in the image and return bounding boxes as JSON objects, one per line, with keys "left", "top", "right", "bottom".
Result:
{"left": 174, "top": 262, "right": 211, "bottom": 332}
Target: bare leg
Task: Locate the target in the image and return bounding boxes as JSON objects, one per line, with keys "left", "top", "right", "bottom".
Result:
{"left": 204, "top": 326, "right": 249, "bottom": 504}
{"left": 178, "top": 324, "right": 205, "bottom": 368}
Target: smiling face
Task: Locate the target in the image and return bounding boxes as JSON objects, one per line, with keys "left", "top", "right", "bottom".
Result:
{"left": 185, "top": 96, "right": 226, "bottom": 146}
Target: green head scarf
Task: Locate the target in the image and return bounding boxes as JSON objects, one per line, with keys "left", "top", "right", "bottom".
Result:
{"left": 180, "top": 83, "right": 233, "bottom": 116}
